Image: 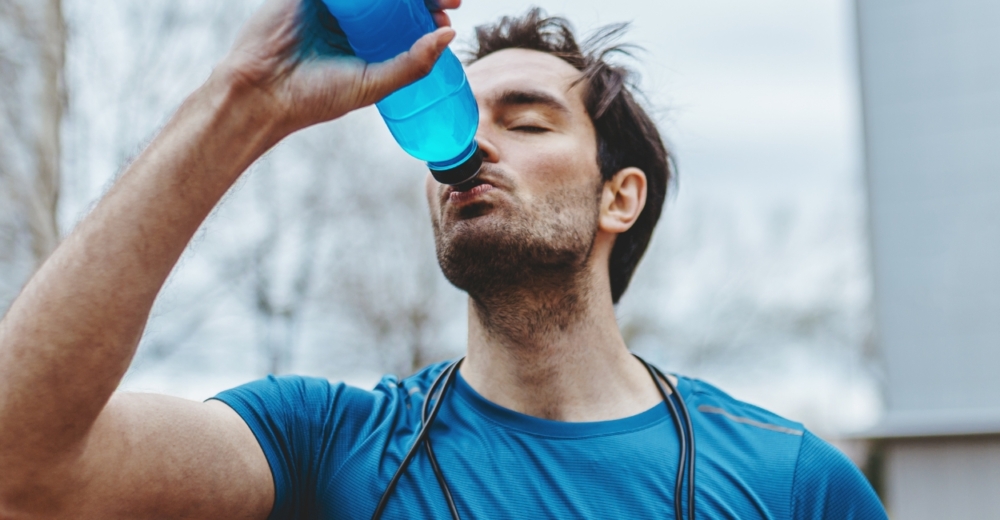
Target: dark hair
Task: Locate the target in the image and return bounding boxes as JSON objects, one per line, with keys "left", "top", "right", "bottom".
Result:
{"left": 468, "top": 8, "right": 673, "bottom": 304}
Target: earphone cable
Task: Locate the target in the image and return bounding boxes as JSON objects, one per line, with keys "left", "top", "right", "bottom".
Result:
{"left": 421, "top": 360, "right": 464, "bottom": 520}
{"left": 371, "top": 359, "right": 462, "bottom": 520}
{"left": 637, "top": 355, "right": 687, "bottom": 520}
{"left": 650, "top": 364, "right": 696, "bottom": 520}
{"left": 375, "top": 356, "right": 695, "bottom": 520}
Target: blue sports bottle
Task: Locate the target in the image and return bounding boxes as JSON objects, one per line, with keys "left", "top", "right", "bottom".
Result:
{"left": 320, "top": 0, "right": 482, "bottom": 185}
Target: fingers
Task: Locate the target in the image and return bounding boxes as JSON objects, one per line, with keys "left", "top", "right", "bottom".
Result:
{"left": 425, "top": 0, "right": 461, "bottom": 11}
{"left": 360, "top": 27, "right": 456, "bottom": 104}
{"left": 431, "top": 10, "right": 451, "bottom": 28}
{"left": 426, "top": 0, "right": 459, "bottom": 27}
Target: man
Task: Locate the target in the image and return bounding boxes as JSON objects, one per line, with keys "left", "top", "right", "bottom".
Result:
{"left": 0, "top": 0, "right": 886, "bottom": 518}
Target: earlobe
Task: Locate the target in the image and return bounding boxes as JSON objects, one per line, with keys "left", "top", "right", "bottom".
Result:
{"left": 599, "top": 167, "right": 647, "bottom": 234}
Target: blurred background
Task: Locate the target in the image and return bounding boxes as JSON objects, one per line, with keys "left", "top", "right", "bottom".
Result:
{"left": 3, "top": 0, "right": 998, "bottom": 516}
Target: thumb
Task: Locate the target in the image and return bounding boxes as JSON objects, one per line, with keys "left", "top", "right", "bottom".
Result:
{"left": 360, "top": 27, "right": 456, "bottom": 105}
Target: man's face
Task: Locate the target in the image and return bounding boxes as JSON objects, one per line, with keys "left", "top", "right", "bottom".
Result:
{"left": 425, "top": 48, "right": 605, "bottom": 296}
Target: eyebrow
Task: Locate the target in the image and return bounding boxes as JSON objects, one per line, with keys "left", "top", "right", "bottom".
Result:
{"left": 492, "top": 89, "right": 572, "bottom": 115}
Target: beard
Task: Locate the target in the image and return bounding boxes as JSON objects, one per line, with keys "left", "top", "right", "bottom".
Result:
{"left": 431, "top": 172, "right": 602, "bottom": 304}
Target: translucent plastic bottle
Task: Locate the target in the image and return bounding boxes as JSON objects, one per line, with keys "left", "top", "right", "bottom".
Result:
{"left": 321, "top": 0, "right": 482, "bottom": 185}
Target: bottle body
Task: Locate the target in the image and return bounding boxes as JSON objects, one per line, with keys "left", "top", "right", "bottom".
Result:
{"left": 321, "top": 0, "right": 481, "bottom": 181}
{"left": 377, "top": 48, "right": 479, "bottom": 167}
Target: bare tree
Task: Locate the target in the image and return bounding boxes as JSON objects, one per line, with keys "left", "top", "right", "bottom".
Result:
{"left": 195, "top": 114, "right": 465, "bottom": 378}
{"left": 0, "top": 0, "right": 65, "bottom": 314}
{"left": 326, "top": 122, "right": 464, "bottom": 377}
{"left": 59, "top": 0, "right": 463, "bottom": 379}
{"left": 59, "top": 0, "right": 254, "bottom": 361}
{"left": 235, "top": 137, "right": 336, "bottom": 376}
{"left": 618, "top": 190, "right": 873, "bottom": 377}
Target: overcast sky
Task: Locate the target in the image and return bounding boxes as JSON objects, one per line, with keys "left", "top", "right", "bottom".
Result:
{"left": 451, "top": 0, "right": 862, "bottom": 196}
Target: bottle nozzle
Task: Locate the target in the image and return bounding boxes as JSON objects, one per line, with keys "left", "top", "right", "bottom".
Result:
{"left": 428, "top": 142, "right": 483, "bottom": 185}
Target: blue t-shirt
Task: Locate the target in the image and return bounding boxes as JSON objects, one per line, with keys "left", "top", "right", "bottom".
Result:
{"left": 214, "top": 361, "right": 886, "bottom": 519}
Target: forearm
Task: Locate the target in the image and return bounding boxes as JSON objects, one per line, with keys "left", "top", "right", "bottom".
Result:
{"left": 0, "top": 71, "right": 278, "bottom": 497}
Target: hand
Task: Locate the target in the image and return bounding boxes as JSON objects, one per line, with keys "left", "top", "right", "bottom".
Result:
{"left": 217, "top": 0, "right": 460, "bottom": 138}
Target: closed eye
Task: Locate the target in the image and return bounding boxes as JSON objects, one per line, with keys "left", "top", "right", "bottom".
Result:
{"left": 510, "top": 125, "right": 549, "bottom": 133}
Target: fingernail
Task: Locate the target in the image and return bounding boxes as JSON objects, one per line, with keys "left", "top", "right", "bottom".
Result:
{"left": 439, "top": 28, "right": 455, "bottom": 49}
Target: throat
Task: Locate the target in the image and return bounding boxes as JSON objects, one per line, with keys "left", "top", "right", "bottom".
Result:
{"left": 462, "top": 278, "right": 662, "bottom": 422}
{"left": 470, "top": 266, "right": 591, "bottom": 347}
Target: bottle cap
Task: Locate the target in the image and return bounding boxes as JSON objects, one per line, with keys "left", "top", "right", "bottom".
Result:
{"left": 428, "top": 143, "right": 483, "bottom": 185}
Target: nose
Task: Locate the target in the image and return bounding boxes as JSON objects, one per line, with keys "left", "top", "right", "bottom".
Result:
{"left": 475, "top": 125, "right": 500, "bottom": 165}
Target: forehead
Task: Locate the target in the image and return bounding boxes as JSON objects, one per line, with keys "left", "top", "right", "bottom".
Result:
{"left": 466, "top": 48, "right": 586, "bottom": 111}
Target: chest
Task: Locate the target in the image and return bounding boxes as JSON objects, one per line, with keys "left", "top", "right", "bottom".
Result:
{"left": 323, "top": 423, "right": 712, "bottom": 519}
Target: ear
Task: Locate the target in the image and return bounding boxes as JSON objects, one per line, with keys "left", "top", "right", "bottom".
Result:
{"left": 599, "top": 167, "right": 647, "bottom": 234}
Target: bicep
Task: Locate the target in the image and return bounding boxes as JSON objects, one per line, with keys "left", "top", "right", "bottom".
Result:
{"left": 71, "top": 393, "right": 273, "bottom": 520}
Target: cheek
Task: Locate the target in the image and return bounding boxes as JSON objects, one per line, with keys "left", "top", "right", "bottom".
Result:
{"left": 424, "top": 174, "right": 442, "bottom": 222}
{"left": 529, "top": 169, "right": 603, "bottom": 226}
{"left": 518, "top": 137, "right": 600, "bottom": 198}
{"left": 511, "top": 134, "right": 598, "bottom": 176}
{"left": 424, "top": 173, "right": 435, "bottom": 198}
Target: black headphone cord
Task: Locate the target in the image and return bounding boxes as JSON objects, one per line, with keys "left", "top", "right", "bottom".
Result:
{"left": 637, "top": 355, "right": 687, "bottom": 520}
{"left": 421, "top": 360, "right": 463, "bottom": 520}
{"left": 371, "top": 358, "right": 464, "bottom": 520}
{"left": 637, "top": 355, "right": 697, "bottom": 520}
{"left": 371, "top": 356, "right": 696, "bottom": 520}
{"left": 653, "top": 363, "right": 696, "bottom": 520}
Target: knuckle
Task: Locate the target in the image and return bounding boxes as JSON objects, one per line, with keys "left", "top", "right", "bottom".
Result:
{"left": 416, "top": 54, "right": 435, "bottom": 77}
{"left": 357, "top": 66, "right": 383, "bottom": 104}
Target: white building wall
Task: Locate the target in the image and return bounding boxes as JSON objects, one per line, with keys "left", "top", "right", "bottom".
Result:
{"left": 885, "top": 437, "right": 1000, "bottom": 518}
{"left": 856, "top": 0, "right": 1000, "bottom": 517}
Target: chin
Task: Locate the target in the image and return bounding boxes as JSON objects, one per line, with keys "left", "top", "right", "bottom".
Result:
{"left": 440, "top": 202, "right": 509, "bottom": 232}
{"left": 455, "top": 202, "right": 498, "bottom": 221}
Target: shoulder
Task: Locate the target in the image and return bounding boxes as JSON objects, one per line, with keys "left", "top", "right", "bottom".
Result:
{"left": 207, "top": 366, "right": 451, "bottom": 518}
{"left": 679, "top": 377, "right": 885, "bottom": 519}
{"left": 211, "top": 374, "right": 389, "bottom": 468}
{"left": 214, "top": 374, "right": 376, "bottom": 422}
{"left": 212, "top": 362, "right": 454, "bottom": 431}
{"left": 682, "top": 377, "right": 808, "bottom": 474}
{"left": 683, "top": 377, "right": 806, "bottom": 436}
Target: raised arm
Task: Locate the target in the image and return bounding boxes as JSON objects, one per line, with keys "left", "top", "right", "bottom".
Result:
{"left": 0, "top": 0, "right": 456, "bottom": 517}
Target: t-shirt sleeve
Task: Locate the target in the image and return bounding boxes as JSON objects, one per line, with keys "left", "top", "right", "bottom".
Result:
{"left": 211, "top": 375, "right": 380, "bottom": 520}
{"left": 791, "top": 430, "right": 887, "bottom": 520}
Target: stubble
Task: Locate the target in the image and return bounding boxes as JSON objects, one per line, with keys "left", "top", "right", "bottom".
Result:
{"left": 431, "top": 170, "right": 603, "bottom": 341}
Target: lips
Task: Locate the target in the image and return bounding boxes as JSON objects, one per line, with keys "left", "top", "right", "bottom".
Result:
{"left": 444, "top": 176, "right": 497, "bottom": 206}
{"left": 448, "top": 182, "right": 494, "bottom": 204}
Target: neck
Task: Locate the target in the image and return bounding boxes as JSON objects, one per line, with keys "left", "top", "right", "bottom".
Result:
{"left": 460, "top": 268, "right": 662, "bottom": 422}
